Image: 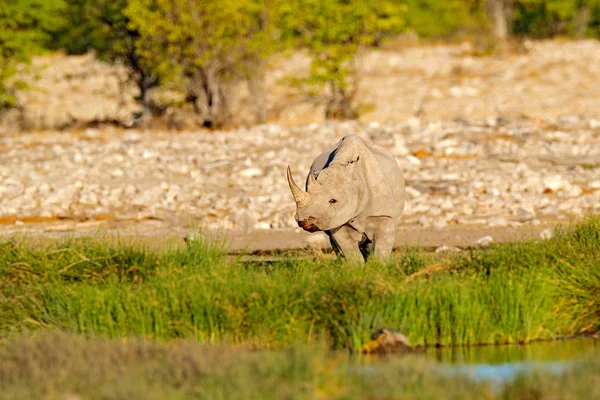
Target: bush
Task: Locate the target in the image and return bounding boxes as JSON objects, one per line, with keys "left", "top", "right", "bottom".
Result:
{"left": 125, "top": 0, "right": 277, "bottom": 128}
{"left": 0, "top": 0, "right": 66, "bottom": 113}
{"left": 279, "top": 0, "right": 406, "bottom": 119}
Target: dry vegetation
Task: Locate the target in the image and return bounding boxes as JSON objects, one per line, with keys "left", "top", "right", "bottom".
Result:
{"left": 3, "top": 40, "right": 599, "bottom": 132}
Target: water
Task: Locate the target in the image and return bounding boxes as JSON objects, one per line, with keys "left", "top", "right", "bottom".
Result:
{"left": 429, "top": 337, "right": 600, "bottom": 386}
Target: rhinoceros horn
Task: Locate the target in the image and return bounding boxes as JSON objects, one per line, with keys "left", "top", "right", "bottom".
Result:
{"left": 287, "top": 166, "right": 310, "bottom": 205}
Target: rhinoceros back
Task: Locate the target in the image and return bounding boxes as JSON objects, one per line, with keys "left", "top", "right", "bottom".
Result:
{"left": 308, "top": 135, "right": 405, "bottom": 218}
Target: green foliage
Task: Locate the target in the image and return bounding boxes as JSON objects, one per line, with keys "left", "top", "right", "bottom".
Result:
{"left": 278, "top": 0, "right": 406, "bottom": 119}
{"left": 126, "top": 0, "right": 276, "bottom": 80}
{"left": 50, "top": 0, "right": 130, "bottom": 58}
{"left": 50, "top": 0, "right": 159, "bottom": 114}
{"left": 0, "top": 0, "right": 66, "bottom": 111}
{"left": 124, "top": 0, "right": 276, "bottom": 126}
{"left": 2, "top": 217, "right": 600, "bottom": 350}
{"left": 511, "top": 0, "right": 600, "bottom": 37}
{"left": 404, "top": 0, "right": 485, "bottom": 38}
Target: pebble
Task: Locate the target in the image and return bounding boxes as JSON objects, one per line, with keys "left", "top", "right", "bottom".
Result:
{"left": 254, "top": 222, "right": 271, "bottom": 230}
{"left": 435, "top": 245, "right": 462, "bottom": 253}
{"left": 487, "top": 217, "right": 508, "bottom": 227}
{"left": 306, "top": 232, "right": 330, "bottom": 248}
{"left": 515, "top": 207, "right": 535, "bottom": 221}
{"left": 1, "top": 117, "right": 599, "bottom": 231}
{"left": 239, "top": 167, "right": 264, "bottom": 178}
{"left": 476, "top": 236, "right": 494, "bottom": 247}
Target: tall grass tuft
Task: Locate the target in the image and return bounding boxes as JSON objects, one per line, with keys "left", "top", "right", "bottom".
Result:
{"left": 1, "top": 216, "right": 599, "bottom": 349}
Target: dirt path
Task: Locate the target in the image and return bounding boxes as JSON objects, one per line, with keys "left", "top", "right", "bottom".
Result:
{"left": 0, "top": 219, "right": 562, "bottom": 254}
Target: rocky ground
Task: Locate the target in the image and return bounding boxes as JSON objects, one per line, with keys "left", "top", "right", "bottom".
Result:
{"left": 1, "top": 116, "right": 599, "bottom": 251}
{"left": 1, "top": 40, "right": 599, "bottom": 252}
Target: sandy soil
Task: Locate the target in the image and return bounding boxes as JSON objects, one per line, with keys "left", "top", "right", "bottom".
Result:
{"left": 0, "top": 217, "right": 563, "bottom": 254}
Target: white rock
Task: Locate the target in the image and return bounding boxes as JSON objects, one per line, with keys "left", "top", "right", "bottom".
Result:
{"left": 476, "top": 236, "right": 494, "bottom": 247}
{"left": 38, "top": 182, "right": 52, "bottom": 194}
{"left": 543, "top": 175, "right": 568, "bottom": 192}
{"left": 406, "top": 155, "right": 422, "bottom": 167}
{"left": 435, "top": 138, "right": 458, "bottom": 150}
{"left": 432, "top": 217, "right": 447, "bottom": 228}
{"left": 589, "top": 181, "right": 600, "bottom": 190}
{"left": 235, "top": 210, "right": 258, "bottom": 230}
{"left": 124, "top": 184, "right": 138, "bottom": 197}
{"left": 539, "top": 228, "right": 554, "bottom": 240}
{"left": 306, "top": 232, "right": 330, "bottom": 248}
{"left": 566, "top": 185, "right": 583, "bottom": 198}
{"left": 254, "top": 221, "right": 270, "bottom": 230}
{"left": 79, "top": 191, "right": 99, "bottom": 206}
{"left": 405, "top": 186, "right": 422, "bottom": 198}
{"left": 84, "top": 128, "right": 101, "bottom": 139}
{"left": 448, "top": 86, "right": 463, "bottom": 97}
{"left": 486, "top": 217, "right": 508, "bottom": 227}
{"left": 435, "top": 245, "right": 462, "bottom": 253}
{"left": 428, "top": 88, "right": 443, "bottom": 98}
{"left": 515, "top": 207, "right": 535, "bottom": 221}
{"left": 392, "top": 135, "right": 409, "bottom": 156}
{"left": 408, "top": 203, "right": 429, "bottom": 213}
{"left": 406, "top": 117, "right": 421, "bottom": 129}
{"left": 486, "top": 116, "right": 498, "bottom": 127}
{"left": 239, "top": 167, "right": 264, "bottom": 178}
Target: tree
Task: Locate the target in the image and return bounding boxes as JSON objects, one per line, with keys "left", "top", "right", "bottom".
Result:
{"left": 0, "top": 0, "right": 66, "bottom": 112}
{"left": 278, "top": 0, "right": 406, "bottom": 120}
{"left": 125, "top": 0, "right": 277, "bottom": 128}
{"left": 404, "top": 0, "right": 484, "bottom": 38}
{"left": 487, "top": 0, "right": 600, "bottom": 39}
{"left": 485, "top": 0, "right": 513, "bottom": 39}
{"left": 589, "top": 1, "right": 600, "bottom": 36}
{"left": 516, "top": 0, "right": 600, "bottom": 37}
{"left": 51, "top": 0, "right": 158, "bottom": 122}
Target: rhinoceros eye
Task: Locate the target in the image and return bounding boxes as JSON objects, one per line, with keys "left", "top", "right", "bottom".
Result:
{"left": 329, "top": 199, "right": 337, "bottom": 204}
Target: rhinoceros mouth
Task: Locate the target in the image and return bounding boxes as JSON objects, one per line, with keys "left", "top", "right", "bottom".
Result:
{"left": 301, "top": 223, "right": 321, "bottom": 232}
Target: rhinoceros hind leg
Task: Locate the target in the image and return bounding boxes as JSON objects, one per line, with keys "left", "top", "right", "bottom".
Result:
{"left": 371, "top": 217, "right": 396, "bottom": 262}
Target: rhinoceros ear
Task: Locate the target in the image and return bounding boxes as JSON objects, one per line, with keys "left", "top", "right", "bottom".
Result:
{"left": 329, "top": 135, "right": 362, "bottom": 171}
{"left": 331, "top": 155, "right": 360, "bottom": 171}
{"left": 306, "top": 172, "right": 321, "bottom": 192}
{"left": 347, "top": 156, "right": 360, "bottom": 165}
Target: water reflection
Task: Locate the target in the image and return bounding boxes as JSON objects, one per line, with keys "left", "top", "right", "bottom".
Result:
{"left": 428, "top": 337, "right": 600, "bottom": 364}
{"left": 431, "top": 338, "right": 599, "bottom": 386}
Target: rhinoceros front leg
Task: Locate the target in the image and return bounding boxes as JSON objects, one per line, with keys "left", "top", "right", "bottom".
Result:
{"left": 327, "top": 226, "right": 364, "bottom": 263}
{"left": 371, "top": 217, "right": 396, "bottom": 262}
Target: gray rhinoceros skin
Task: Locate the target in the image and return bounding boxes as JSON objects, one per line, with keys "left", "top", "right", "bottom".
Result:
{"left": 287, "top": 134, "right": 405, "bottom": 262}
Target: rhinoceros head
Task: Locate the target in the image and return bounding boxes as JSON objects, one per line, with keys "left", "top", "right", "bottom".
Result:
{"left": 287, "top": 164, "right": 361, "bottom": 232}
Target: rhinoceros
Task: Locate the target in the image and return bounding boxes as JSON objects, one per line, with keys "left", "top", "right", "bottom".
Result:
{"left": 287, "top": 134, "right": 405, "bottom": 262}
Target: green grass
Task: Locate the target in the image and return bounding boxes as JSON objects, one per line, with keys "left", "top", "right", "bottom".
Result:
{"left": 1, "top": 217, "right": 600, "bottom": 350}
{"left": 0, "top": 331, "right": 599, "bottom": 400}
